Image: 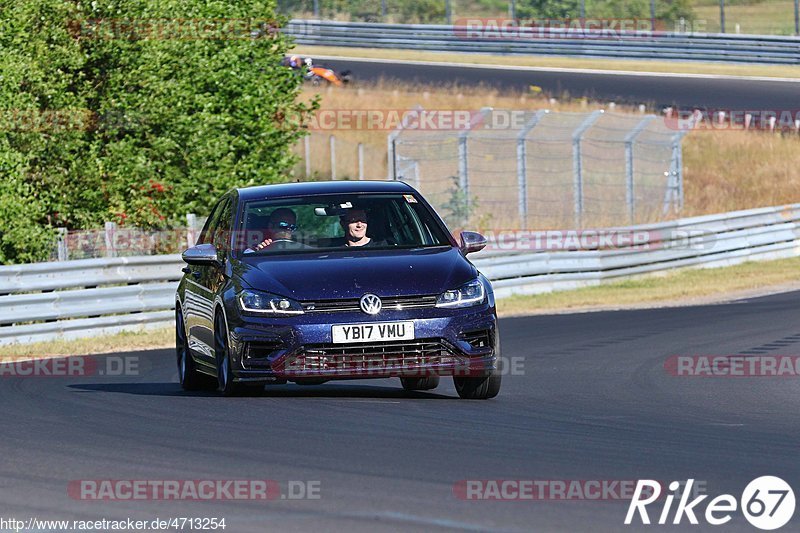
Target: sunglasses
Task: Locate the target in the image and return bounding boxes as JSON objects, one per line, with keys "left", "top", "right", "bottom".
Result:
{"left": 343, "top": 216, "right": 368, "bottom": 224}
{"left": 272, "top": 221, "right": 297, "bottom": 231}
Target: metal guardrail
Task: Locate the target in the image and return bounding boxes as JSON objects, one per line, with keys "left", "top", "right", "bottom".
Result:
{"left": 286, "top": 20, "right": 800, "bottom": 64}
{"left": 0, "top": 204, "right": 798, "bottom": 345}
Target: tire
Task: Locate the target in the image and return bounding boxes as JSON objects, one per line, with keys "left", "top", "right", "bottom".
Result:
{"left": 400, "top": 375, "right": 440, "bottom": 391}
{"left": 215, "top": 314, "right": 244, "bottom": 397}
{"left": 453, "top": 371, "right": 501, "bottom": 400}
{"left": 176, "top": 309, "right": 215, "bottom": 391}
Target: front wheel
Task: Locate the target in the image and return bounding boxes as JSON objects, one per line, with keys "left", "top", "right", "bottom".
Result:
{"left": 454, "top": 371, "right": 501, "bottom": 400}
{"left": 177, "top": 310, "right": 215, "bottom": 391}
{"left": 215, "top": 315, "right": 244, "bottom": 397}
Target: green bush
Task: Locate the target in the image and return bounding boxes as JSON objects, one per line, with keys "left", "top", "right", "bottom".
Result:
{"left": 0, "top": 0, "right": 316, "bottom": 264}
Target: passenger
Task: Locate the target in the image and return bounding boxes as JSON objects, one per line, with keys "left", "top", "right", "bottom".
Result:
{"left": 248, "top": 208, "right": 298, "bottom": 252}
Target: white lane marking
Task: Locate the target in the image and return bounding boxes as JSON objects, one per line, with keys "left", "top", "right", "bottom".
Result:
{"left": 308, "top": 54, "right": 800, "bottom": 83}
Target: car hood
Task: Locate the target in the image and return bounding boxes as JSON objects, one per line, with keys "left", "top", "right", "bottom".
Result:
{"left": 237, "top": 247, "right": 476, "bottom": 300}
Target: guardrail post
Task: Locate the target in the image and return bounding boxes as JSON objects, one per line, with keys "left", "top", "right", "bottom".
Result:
{"left": 104, "top": 221, "right": 117, "bottom": 258}
{"left": 516, "top": 109, "right": 549, "bottom": 230}
{"left": 719, "top": 0, "right": 726, "bottom": 33}
{"left": 56, "top": 228, "right": 68, "bottom": 261}
{"left": 458, "top": 107, "right": 492, "bottom": 218}
{"left": 624, "top": 115, "right": 656, "bottom": 224}
{"left": 571, "top": 110, "right": 603, "bottom": 229}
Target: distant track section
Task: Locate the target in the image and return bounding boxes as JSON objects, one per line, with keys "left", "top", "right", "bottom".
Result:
{"left": 308, "top": 55, "right": 800, "bottom": 108}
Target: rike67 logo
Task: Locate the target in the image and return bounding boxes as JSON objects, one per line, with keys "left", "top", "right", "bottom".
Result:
{"left": 625, "top": 477, "right": 795, "bottom": 530}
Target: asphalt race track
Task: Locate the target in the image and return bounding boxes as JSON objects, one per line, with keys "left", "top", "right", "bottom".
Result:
{"left": 319, "top": 57, "right": 800, "bottom": 109}
{"left": 2, "top": 290, "right": 799, "bottom": 532}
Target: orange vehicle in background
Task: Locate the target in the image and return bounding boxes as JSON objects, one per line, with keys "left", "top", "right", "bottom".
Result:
{"left": 283, "top": 55, "right": 352, "bottom": 86}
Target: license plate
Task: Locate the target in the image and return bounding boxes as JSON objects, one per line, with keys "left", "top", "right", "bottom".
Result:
{"left": 331, "top": 321, "right": 415, "bottom": 344}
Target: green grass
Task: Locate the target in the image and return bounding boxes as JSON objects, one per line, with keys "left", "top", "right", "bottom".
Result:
{"left": 694, "top": 0, "right": 798, "bottom": 35}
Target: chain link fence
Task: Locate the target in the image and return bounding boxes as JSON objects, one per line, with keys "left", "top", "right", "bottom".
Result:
{"left": 389, "top": 108, "right": 687, "bottom": 230}
{"left": 278, "top": 0, "right": 800, "bottom": 36}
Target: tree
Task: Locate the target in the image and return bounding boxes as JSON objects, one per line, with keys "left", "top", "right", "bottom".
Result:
{"left": 0, "top": 0, "right": 315, "bottom": 263}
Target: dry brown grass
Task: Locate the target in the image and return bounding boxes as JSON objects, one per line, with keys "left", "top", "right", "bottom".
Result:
{"left": 682, "top": 130, "right": 800, "bottom": 215}
{"left": 296, "top": 80, "right": 800, "bottom": 219}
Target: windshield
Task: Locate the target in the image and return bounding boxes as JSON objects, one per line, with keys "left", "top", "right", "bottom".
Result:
{"left": 237, "top": 193, "right": 453, "bottom": 255}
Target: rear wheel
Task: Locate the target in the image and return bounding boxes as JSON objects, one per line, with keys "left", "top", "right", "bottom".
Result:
{"left": 454, "top": 371, "right": 501, "bottom": 400}
{"left": 215, "top": 314, "right": 244, "bottom": 397}
{"left": 176, "top": 310, "right": 214, "bottom": 391}
{"left": 400, "top": 375, "right": 440, "bottom": 391}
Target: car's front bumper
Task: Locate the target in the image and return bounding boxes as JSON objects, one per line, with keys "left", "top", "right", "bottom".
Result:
{"left": 226, "top": 305, "right": 497, "bottom": 382}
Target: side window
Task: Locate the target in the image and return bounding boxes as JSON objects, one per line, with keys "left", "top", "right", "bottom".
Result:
{"left": 197, "top": 199, "right": 226, "bottom": 245}
{"left": 213, "top": 199, "right": 234, "bottom": 252}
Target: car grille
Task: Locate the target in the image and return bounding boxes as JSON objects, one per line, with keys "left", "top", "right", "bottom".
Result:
{"left": 301, "top": 295, "right": 438, "bottom": 313}
{"left": 280, "top": 338, "right": 464, "bottom": 374}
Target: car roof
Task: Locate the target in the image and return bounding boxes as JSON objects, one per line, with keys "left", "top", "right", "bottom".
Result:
{"left": 236, "top": 180, "right": 414, "bottom": 201}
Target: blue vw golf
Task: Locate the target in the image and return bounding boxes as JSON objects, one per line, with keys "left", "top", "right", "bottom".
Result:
{"left": 176, "top": 180, "right": 501, "bottom": 399}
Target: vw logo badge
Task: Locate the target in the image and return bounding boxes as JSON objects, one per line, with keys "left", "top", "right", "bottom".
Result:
{"left": 360, "top": 294, "right": 382, "bottom": 315}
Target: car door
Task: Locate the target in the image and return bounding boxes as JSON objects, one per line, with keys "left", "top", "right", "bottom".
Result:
{"left": 185, "top": 198, "right": 227, "bottom": 365}
{"left": 202, "top": 196, "right": 235, "bottom": 355}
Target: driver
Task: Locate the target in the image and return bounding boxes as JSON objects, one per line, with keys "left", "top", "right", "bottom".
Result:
{"left": 248, "top": 208, "right": 297, "bottom": 252}
{"left": 339, "top": 208, "right": 386, "bottom": 247}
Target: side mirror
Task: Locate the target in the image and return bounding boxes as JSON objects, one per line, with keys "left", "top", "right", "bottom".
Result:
{"left": 182, "top": 243, "right": 222, "bottom": 267}
{"left": 460, "top": 231, "right": 487, "bottom": 255}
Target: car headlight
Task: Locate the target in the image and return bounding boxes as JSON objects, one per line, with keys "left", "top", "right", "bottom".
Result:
{"left": 238, "top": 290, "right": 304, "bottom": 315}
{"left": 436, "top": 279, "right": 485, "bottom": 308}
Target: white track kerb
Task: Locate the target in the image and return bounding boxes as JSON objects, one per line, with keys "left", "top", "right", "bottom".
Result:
{"left": 0, "top": 203, "right": 798, "bottom": 345}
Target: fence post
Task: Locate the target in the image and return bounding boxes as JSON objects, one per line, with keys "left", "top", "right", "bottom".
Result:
{"left": 387, "top": 105, "right": 424, "bottom": 180}
{"left": 458, "top": 107, "right": 492, "bottom": 216}
{"left": 663, "top": 134, "right": 685, "bottom": 215}
{"left": 719, "top": 0, "right": 726, "bottom": 33}
{"left": 104, "top": 221, "right": 117, "bottom": 258}
{"left": 304, "top": 136, "right": 311, "bottom": 179}
{"left": 624, "top": 115, "right": 656, "bottom": 224}
{"left": 56, "top": 228, "right": 68, "bottom": 261}
{"left": 650, "top": 0, "right": 656, "bottom": 31}
{"left": 571, "top": 110, "right": 603, "bottom": 229}
{"left": 329, "top": 135, "right": 336, "bottom": 180}
{"left": 357, "top": 143, "right": 364, "bottom": 180}
{"left": 795, "top": 0, "right": 799, "bottom": 36}
{"left": 516, "top": 109, "right": 549, "bottom": 230}
{"left": 186, "top": 213, "right": 198, "bottom": 248}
